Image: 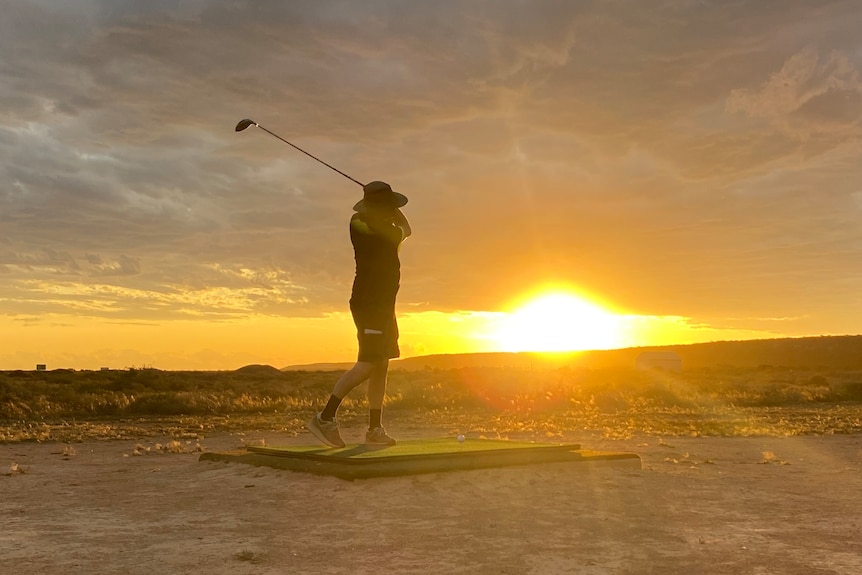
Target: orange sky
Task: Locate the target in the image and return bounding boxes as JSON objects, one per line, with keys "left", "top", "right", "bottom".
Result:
{"left": 2, "top": 2, "right": 861, "bottom": 370}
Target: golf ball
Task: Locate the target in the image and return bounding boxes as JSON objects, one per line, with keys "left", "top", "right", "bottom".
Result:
{"left": 457, "top": 434, "right": 465, "bottom": 443}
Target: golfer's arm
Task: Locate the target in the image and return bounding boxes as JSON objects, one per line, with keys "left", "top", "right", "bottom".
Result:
{"left": 352, "top": 214, "right": 404, "bottom": 243}
{"left": 392, "top": 209, "right": 412, "bottom": 239}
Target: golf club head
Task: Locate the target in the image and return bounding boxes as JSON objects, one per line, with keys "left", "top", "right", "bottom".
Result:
{"left": 235, "top": 119, "right": 257, "bottom": 132}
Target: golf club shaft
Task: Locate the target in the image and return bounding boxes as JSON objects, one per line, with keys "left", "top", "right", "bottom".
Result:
{"left": 253, "top": 123, "right": 364, "bottom": 187}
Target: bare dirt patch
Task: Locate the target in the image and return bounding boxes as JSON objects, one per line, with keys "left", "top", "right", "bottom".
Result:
{"left": 2, "top": 428, "right": 861, "bottom": 574}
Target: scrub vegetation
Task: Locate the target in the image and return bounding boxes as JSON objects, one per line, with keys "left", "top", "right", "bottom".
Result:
{"left": 2, "top": 361, "right": 861, "bottom": 443}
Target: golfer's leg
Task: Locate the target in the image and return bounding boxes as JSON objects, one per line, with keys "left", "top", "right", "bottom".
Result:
{"left": 331, "top": 361, "right": 375, "bottom": 399}
{"left": 366, "top": 359, "right": 389, "bottom": 412}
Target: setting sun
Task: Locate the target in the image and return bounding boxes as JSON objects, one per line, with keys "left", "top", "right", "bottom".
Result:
{"left": 493, "top": 291, "right": 626, "bottom": 353}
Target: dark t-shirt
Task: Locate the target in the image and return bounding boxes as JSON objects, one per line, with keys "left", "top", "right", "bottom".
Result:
{"left": 348, "top": 213, "right": 404, "bottom": 328}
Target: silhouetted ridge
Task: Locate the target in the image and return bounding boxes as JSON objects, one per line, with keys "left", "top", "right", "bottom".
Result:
{"left": 235, "top": 364, "right": 283, "bottom": 376}
{"left": 378, "top": 335, "right": 862, "bottom": 371}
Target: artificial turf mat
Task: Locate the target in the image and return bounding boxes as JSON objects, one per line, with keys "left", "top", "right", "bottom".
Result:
{"left": 199, "top": 438, "right": 640, "bottom": 479}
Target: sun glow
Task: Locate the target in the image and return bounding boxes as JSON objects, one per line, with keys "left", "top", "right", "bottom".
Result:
{"left": 493, "top": 291, "right": 626, "bottom": 352}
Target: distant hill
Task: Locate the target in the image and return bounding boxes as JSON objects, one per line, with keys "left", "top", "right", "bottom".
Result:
{"left": 282, "top": 362, "right": 355, "bottom": 372}
{"left": 283, "top": 335, "right": 862, "bottom": 372}
{"left": 235, "top": 364, "right": 284, "bottom": 376}
{"left": 648, "top": 335, "right": 862, "bottom": 370}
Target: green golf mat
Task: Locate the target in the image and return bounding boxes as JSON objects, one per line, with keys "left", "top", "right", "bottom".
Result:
{"left": 199, "top": 438, "right": 640, "bottom": 479}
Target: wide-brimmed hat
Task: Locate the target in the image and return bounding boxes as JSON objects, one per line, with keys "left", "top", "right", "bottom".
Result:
{"left": 353, "top": 181, "right": 408, "bottom": 212}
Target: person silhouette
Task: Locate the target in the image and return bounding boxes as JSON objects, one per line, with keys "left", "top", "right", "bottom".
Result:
{"left": 306, "top": 181, "right": 412, "bottom": 447}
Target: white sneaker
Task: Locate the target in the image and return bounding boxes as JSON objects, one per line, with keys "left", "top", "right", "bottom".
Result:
{"left": 306, "top": 413, "right": 345, "bottom": 448}
{"left": 366, "top": 426, "right": 396, "bottom": 446}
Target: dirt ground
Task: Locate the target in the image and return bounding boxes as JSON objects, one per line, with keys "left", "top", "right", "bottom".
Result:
{"left": 2, "top": 427, "right": 861, "bottom": 575}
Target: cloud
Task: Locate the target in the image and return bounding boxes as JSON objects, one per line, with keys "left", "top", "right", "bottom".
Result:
{"left": 726, "top": 45, "right": 862, "bottom": 136}
{"left": 0, "top": 247, "right": 81, "bottom": 275}
{"left": 88, "top": 254, "right": 141, "bottom": 277}
{"left": 1, "top": 0, "right": 862, "bottom": 363}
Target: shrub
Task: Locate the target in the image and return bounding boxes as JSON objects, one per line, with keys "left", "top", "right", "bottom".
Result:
{"left": 829, "top": 381, "right": 862, "bottom": 401}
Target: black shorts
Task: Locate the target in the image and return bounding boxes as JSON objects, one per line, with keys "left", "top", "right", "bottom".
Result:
{"left": 352, "top": 309, "right": 400, "bottom": 362}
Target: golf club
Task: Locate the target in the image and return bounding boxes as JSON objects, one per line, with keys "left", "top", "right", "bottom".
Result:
{"left": 235, "top": 119, "right": 364, "bottom": 187}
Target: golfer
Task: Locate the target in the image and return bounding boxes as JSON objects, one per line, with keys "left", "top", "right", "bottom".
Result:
{"left": 307, "top": 181, "right": 411, "bottom": 448}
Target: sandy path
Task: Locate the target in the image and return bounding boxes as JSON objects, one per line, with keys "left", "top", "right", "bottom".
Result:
{"left": 2, "top": 430, "right": 861, "bottom": 574}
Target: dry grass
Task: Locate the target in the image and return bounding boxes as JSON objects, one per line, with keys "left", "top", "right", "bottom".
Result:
{"left": 1, "top": 365, "right": 861, "bottom": 443}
